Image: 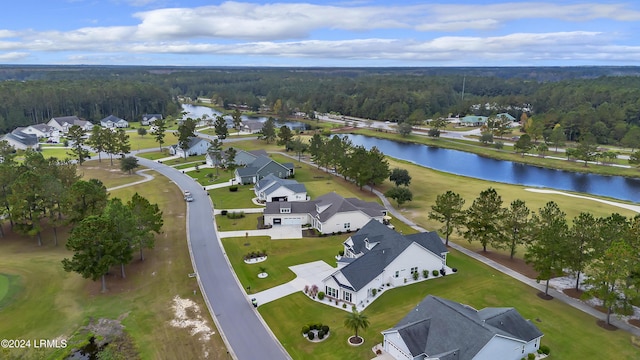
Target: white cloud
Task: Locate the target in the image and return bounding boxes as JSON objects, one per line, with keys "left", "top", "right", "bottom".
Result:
{"left": 0, "top": 52, "right": 29, "bottom": 61}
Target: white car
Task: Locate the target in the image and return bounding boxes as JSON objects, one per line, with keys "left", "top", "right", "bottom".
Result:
{"left": 184, "top": 191, "right": 194, "bottom": 202}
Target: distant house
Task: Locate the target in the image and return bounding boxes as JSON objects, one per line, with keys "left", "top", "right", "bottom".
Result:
{"left": 141, "top": 114, "right": 163, "bottom": 126}
{"left": 496, "top": 112, "right": 516, "bottom": 122}
{"left": 241, "top": 120, "right": 264, "bottom": 134}
{"left": 234, "top": 153, "right": 293, "bottom": 185}
{"left": 14, "top": 124, "right": 59, "bottom": 140}
{"left": 460, "top": 115, "right": 488, "bottom": 127}
{"left": 1, "top": 129, "right": 40, "bottom": 150}
{"left": 263, "top": 192, "right": 387, "bottom": 233}
{"left": 169, "top": 137, "right": 210, "bottom": 158}
{"left": 100, "top": 115, "right": 129, "bottom": 128}
{"left": 381, "top": 295, "right": 543, "bottom": 360}
{"left": 205, "top": 149, "right": 267, "bottom": 168}
{"left": 47, "top": 116, "right": 93, "bottom": 132}
{"left": 321, "top": 220, "right": 448, "bottom": 309}
{"left": 254, "top": 174, "right": 308, "bottom": 202}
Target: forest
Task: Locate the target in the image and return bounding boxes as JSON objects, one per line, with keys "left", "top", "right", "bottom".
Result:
{"left": 1, "top": 65, "right": 640, "bottom": 144}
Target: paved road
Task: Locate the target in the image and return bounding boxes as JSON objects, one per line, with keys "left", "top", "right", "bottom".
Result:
{"left": 135, "top": 157, "right": 290, "bottom": 360}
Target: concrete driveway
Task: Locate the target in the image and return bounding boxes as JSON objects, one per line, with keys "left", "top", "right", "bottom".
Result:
{"left": 251, "top": 261, "right": 336, "bottom": 306}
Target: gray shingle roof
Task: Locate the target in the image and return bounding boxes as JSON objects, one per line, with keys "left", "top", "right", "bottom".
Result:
{"left": 4, "top": 130, "right": 38, "bottom": 147}
{"left": 255, "top": 174, "right": 307, "bottom": 196}
{"left": 313, "top": 192, "right": 385, "bottom": 222}
{"left": 386, "top": 295, "right": 543, "bottom": 360}
{"left": 101, "top": 115, "right": 124, "bottom": 123}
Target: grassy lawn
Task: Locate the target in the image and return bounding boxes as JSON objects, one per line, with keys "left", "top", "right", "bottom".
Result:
{"left": 76, "top": 160, "right": 146, "bottom": 189}
{"left": 215, "top": 213, "right": 262, "bottom": 231}
{"left": 221, "top": 234, "right": 348, "bottom": 294}
{"left": 137, "top": 150, "right": 172, "bottom": 160}
{"left": 162, "top": 154, "right": 206, "bottom": 166}
{"left": 0, "top": 273, "right": 20, "bottom": 309}
{"left": 127, "top": 132, "right": 179, "bottom": 151}
{"left": 0, "top": 162, "right": 227, "bottom": 359}
{"left": 39, "top": 147, "right": 96, "bottom": 160}
{"left": 190, "top": 168, "right": 234, "bottom": 186}
{"left": 259, "top": 249, "right": 640, "bottom": 360}
{"left": 174, "top": 161, "right": 207, "bottom": 170}
{"left": 209, "top": 184, "right": 261, "bottom": 209}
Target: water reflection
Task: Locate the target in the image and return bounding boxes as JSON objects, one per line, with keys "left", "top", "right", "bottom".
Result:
{"left": 340, "top": 134, "right": 640, "bottom": 203}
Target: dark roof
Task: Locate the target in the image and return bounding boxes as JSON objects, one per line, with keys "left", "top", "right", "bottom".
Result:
{"left": 142, "top": 113, "right": 163, "bottom": 119}
{"left": 51, "top": 116, "right": 81, "bottom": 125}
{"left": 30, "top": 123, "right": 54, "bottom": 132}
{"left": 4, "top": 130, "right": 38, "bottom": 147}
{"left": 176, "top": 137, "right": 207, "bottom": 150}
{"left": 314, "top": 193, "right": 385, "bottom": 222}
{"left": 255, "top": 174, "right": 307, "bottom": 195}
{"left": 386, "top": 295, "right": 543, "bottom": 360}
{"left": 101, "top": 115, "right": 125, "bottom": 123}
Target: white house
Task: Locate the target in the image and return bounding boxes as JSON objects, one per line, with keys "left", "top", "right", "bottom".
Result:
{"left": 254, "top": 174, "right": 308, "bottom": 202}
{"left": 100, "top": 115, "right": 129, "bottom": 128}
{"left": 47, "top": 116, "right": 93, "bottom": 133}
{"left": 16, "top": 124, "right": 58, "bottom": 139}
{"left": 141, "top": 114, "right": 163, "bottom": 126}
{"left": 321, "top": 220, "right": 448, "bottom": 309}
{"left": 263, "top": 192, "right": 387, "bottom": 234}
{"left": 169, "top": 137, "right": 210, "bottom": 157}
{"left": 381, "top": 295, "right": 543, "bottom": 360}
{"left": 1, "top": 129, "right": 40, "bottom": 150}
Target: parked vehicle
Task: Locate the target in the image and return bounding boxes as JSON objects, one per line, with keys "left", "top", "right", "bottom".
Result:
{"left": 184, "top": 190, "right": 194, "bottom": 202}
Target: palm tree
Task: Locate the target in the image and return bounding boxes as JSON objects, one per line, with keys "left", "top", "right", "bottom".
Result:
{"left": 344, "top": 309, "right": 370, "bottom": 343}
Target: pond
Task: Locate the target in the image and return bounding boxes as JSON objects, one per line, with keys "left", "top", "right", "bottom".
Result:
{"left": 181, "top": 104, "right": 309, "bottom": 131}
{"left": 339, "top": 134, "right": 640, "bottom": 203}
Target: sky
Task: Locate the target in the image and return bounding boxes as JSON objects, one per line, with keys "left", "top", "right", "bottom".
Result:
{"left": 2, "top": 0, "right": 640, "bottom": 67}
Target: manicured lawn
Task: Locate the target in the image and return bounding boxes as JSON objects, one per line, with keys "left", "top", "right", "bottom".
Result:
{"left": 40, "top": 147, "right": 96, "bottom": 160}
{"left": 260, "top": 249, "right": 640, "bottom": 359}
{"left": 221, "top": 234, "right": 348, "bottom": 294}
{"left": 127, "top": 131, "right": 179, "bottom": 151}
{"left": 215, "top": 213, "right": 262, "bottom": 231}
{"left": 162, "top": 154, "right": 206, "bottom": 166}
{"left": 137, "top": 150, "right": 172, "bottom": 160}
{"left": 0, "top": 273, "right": 20, "bottom": 309}
{"left": 209, "top": 184, "right": 261, "bottom": 209}
{"left": 190, "top": 168, "right": 234, "bottom": 186}
{"left": 76, "top": 160, "right": 146, "bottom": 189}
{"left": 174, "top": 161, "right": 206, "bottom": 170}
{"left": 0, "top": 162, "right": 227, "bottom": 359}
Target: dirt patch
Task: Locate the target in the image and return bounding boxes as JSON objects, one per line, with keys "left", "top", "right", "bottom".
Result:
{"left": 629, "top": 319, "right": 640, "bottom": 328}
{"left": 536, "top": 292, "right": 554, "bottom": 301}
{"left": 476, "top": 250, "right": 538, "bottom": 279}
{"left": 85, "top": 257, "right": 154, "bottom": 296}
{"left": 169, "top": 295, "right": 214, "bottom": 359}
{"left": 597, "top": 319, "right": 618, "bottom": 331}
{"left": 562, "top": 288, "right": 584, "bottom": 300}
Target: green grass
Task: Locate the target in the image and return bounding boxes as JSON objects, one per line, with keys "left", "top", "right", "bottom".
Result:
{"left": 162, "top": 154, "right": 206, "bottom": 166}
{"left": 215, "top": 213, "right": 261, "bottom": 231}
{"left": 209, "top": 184, "right": 261, "bottom": 209}
{"left": 0, "top": 160, "right": 227, "bottom": 359}
{"left": 0, "top": 273, "right": 21, "bottom": 309}
{"left": 221, "top": 234, "right": 348, "bottom": 294}
{"left": 174, "top": 160, "right": 206, "bottom": 170}
{"left": 137, "top": 150, "right": 172, "bottom": 160}
{"left": 259, "top": 249, "right": 640, "bottom": 360}
{"left": 40, "top": 147, "right": 96, "bottom": 160}
{"left": 127, "top": 131, "right": 179, "bottom": 151}
{"left": 190, "top": 168, "right": 233, "bottom": 185}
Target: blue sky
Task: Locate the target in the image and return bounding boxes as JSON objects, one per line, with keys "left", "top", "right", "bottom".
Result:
{"left": 2, "top": 0, "right": 640, "bottom": 66}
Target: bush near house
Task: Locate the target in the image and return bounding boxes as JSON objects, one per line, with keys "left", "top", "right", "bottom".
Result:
{"left": 432, "top": 270, "right": 440, "bottom": 277}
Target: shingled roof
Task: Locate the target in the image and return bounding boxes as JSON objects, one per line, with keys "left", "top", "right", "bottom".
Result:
{"left": 385, "top": 295, "right": 543, "bottom": 360}
{"left": 339, "top": 220, "right": 447, "bottom": 291}
{"left": 255, "top": 174, "right": 307, "bottom": 195}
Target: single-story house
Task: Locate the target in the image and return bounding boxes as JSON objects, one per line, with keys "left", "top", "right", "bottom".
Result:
{"left": 16, "top": 124, "right": 58, "bottom": 139}
{"left": 241, "top": 120, "right": 264, "bottom": 134}
{"left": 100, "top": 115, "right": 129, "bottom": 128}
{"left": 141, "top": 114, "right": 163, "bottom": 126}
{"left": 47, "top": 116, "right": 94, "bottom": 133}
{"left": 496, "top": 112, "right": 516, "bottom": 122}
{"left": 205, "top": 149, "right": 268, "bottom": 168}
{"left": 234, "top": 154, "right": 294, "bottom": 185}
{"left": 254, "top": 173, "right": 308, "bottom": 202}
{"left": 264, "top": 192, "right": 387, "bottom": 234}
{"left": 381, "top": 295, "right": 543, "bottom": 360}
{"left": 321, "top": 220, "right": 448, "bottom": 309}
{"left": 169, "top": 137, "right": 210, "bottom": 158}
{"left": 460, "top": 115, "right": 488, "bottom": 127}
{"left": 1, "top": 129, "right": 40, "bottom": 150}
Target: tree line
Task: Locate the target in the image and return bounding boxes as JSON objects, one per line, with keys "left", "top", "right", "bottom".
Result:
{"left": 429, "top": 187, "right": 640, "bottom": 325}
{"left": 0, "top": 144, "right": 163, "bottom": 292}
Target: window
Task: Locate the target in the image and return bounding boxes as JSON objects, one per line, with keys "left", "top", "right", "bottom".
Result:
{"left": 343, "top": 291, "right": 352, "bottom": 303}
{"left": 280, "top": 208, "right": 291, "bottom": 214}
{"left": 344, "top": 222, "right": 351, "bottom": 229}
{"left": 326, "top": 286, "right": 338, "bottom": 298}
{"left": 411, "top": 267, "right": 418, "bottom": 274}
{"left": 395, "top": 271, "right": 399, "bottom": 278}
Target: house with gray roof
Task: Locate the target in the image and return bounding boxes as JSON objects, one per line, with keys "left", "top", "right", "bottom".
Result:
{"left": 264, "top": 192, "right": 387, "bottom": 234}
{"left": 1, "top": 129, "right": 40, "bottom": 150}
{"left": 321, "top": 220, "right": 448, "bottom": 310}
{"left": 141, "top": 114, "right": 163, "bottom": 126}
{"left": 234, "top": 153, "right": 294, "bottom": 185}
{"left": 100, "top": 115, "right": 129, "bottom": 128}
{"left": 47, "top": 116, "right": 94, "bottom": 133}
{"left": 254, "top": 174, "right": 308, "bottom": 202}
{"left": 381, "top": 295, "right": 543, "bottom": 360}
{"left": 17, "top": 123, "right": 58, "bottom": 139}
{"left": 169, "top": 137, "right": 210, "bottom": 158}
{"left": 460, "top": 115, "right": 488, "bottom": 127}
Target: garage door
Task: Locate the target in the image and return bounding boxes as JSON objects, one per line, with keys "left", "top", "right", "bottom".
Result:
{"left": 282, "top": 217, "right": 302, "bottom": 226}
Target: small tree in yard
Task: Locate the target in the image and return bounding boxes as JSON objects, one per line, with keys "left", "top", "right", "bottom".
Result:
{"left": 137, "top": 127, "right": 147, "bottom": 137}
{"left": 344, "top": 309, "right": 370, "bottom": 343}
{"left": 120, "top": 156, "right": 139, "bottom": 174}
{"left": 463, "top": 187, "right": 504, "bottom": 252}
{"left": 514, "top": 134, "right": 533, "bottom": 157}
{"left": 429, "top": 190, "right": 465, "bottom": 246}
{"left": 385, "top": 186, "right": 413, "bottom": 206}
{"left": 389, "top": 168, "right": 411, "bottom": 187}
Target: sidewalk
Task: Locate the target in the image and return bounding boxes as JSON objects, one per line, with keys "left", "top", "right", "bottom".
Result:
{"left": 204, "top": 180, "right": 234, "bottom": 190}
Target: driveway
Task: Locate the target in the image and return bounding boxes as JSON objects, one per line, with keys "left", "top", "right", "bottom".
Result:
{"left": 135, "top": 156, "right": 291, "bottom": 360}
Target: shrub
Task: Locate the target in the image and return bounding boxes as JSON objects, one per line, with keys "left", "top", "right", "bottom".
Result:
{"left": 423, "top": 270, "right": 429, "bottom": 278}
{"left": 318, "top": 330, "right": 325, "bottom": 339}
{"left": 494, "top": 141, "right": 504, "bottom": 149}
{"left": 337, "top": 231, "right": 342, "bottom": 235}
{"left": 304, "top": 285, "right": 309, "bottom": 294}
{"left": 338, "top": 250, "right": 344, "bottom": 256}
{"left": 309, "top": 324, "right": 317, "bottom": 330}
{"left": 321, "top": 325, "right": 329, "bottom": 333}
{"left": 527, "top": 353, "right": 535, "bottom": 360}
{"left": 539, "top": 345, "right": 550, "bottom": 355}
{"left": 316, "top": 323, "right": 323, "bottom": 330}
{"left": 227, "top": 211, "right": 245, "bottom": 219}
{"left": 371, "top": 288, "right": 377, "bottom": 297}
{"left": 342, "top": 303, "right": 347, "bottom": 309}
{"left": 318, "top": 292, "right": 325, "bottom": 300}
{"left": 413, "top": 272, "right": 419, "bottom": 280}
{"left": 229, "top": 186, "right": 238, "bottom": 192}
{"left": 307, "top": 332, "right": 315, "bottom": 340}
{"left": 452, "top": 268, "right": 458, "bottom": 273}
{"left": 301, "top": 325, "right": 310, "bottom": 334}
{"left": 432, "top": 270, "right": 440, "bottom": 277}
{"left": 220, "top": 210, "right": 228, "bottom": 215}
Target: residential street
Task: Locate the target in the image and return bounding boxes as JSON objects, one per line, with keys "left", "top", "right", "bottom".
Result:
{"left": 135, "top": 157, "right": 290, "bottom": 360}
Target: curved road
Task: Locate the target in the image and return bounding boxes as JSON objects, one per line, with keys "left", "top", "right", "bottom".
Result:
{"left": 135, "top": 157, "right": 290, "bottom": 360}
